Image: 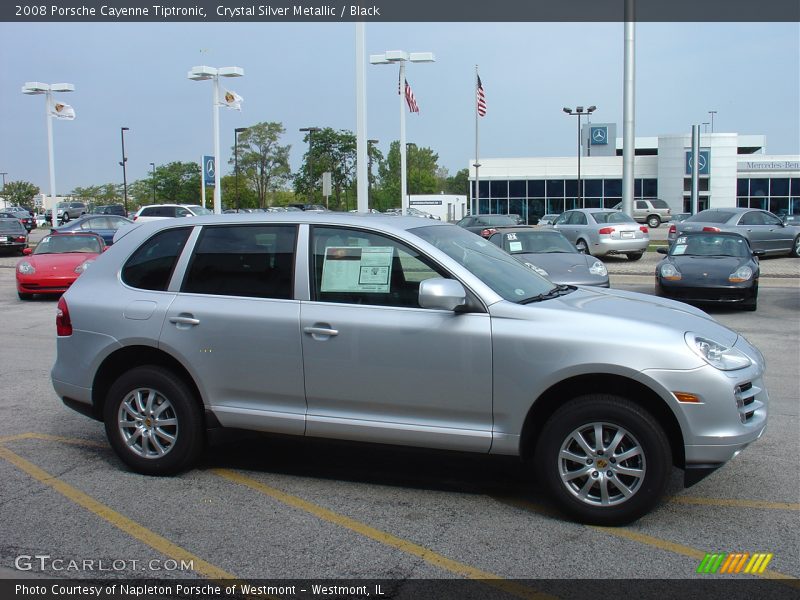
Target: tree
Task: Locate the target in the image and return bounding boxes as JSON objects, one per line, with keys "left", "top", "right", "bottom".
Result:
{"left": 375, "top": 142, "right": 441, "bottom": 209}
{"left": 233, "top": 122, "right": 291, "bottom": 208}
{"left": 446, "top": 168, "right": 470, "bottom": 196}
{"left": 294, "top": 127, "right": 365, "bottom": 210}
{"left": 3, "top": 181, "right": 40, "bottom": 208}
{"left": 142, "top": 162, "right": 201, "bottom": 205}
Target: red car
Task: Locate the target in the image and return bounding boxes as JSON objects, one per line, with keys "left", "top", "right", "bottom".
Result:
{"left": 16, "top": 232, "right": 105, "bottom": 300}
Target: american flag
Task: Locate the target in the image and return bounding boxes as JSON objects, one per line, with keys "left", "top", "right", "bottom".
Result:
{"left": 404, "top": 78, "right": 419, "bottom": 113}
{"left": 477, "top": 75, "right": 487, "bottom": 117}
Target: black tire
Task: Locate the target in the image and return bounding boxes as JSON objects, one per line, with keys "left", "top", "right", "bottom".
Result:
{"left": 627, "top": 252, "right": 644, "bottom": 261}
{"left": 17, "top": 292, "right": 33, "bottom": 300}
{"left": 576, "top": 239, "right": 590, "bottom": 255}
{"left": 647, "top": 215, "right": 661, "bottom": 228}
{"left": 742, "top": 285, "right": 758, "bottom": 311}
{"left": 103, "top": 365, "right": 204, "bottom": 475}
{"left": 534, "top": 394, "right": 671, "bottom": 525}
{"left": 792, "top": 235, "right": 800, "bottom": 258}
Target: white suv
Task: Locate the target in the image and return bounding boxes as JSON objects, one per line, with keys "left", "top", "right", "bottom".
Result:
{"left": 133, "top": 204, "right": 212, "bottom": 222}
{"left": 613, "top": 200, "right": 672, "bottom": 228}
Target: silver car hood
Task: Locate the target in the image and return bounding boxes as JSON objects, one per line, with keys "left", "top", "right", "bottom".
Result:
{"left": 493, "top": 286, "right": 739, "bottom": 348}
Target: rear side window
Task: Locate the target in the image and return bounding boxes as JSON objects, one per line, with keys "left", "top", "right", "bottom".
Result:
{"left": 122, "top": 227, "right": 191, "bottom": 291}
{"left": 650, "top": 199, "right": 669, "bottom": 209}
{"left": 687, "top": 211, "right": 733, "bottom": 224}
{"left": 182, "top": 225, "right": 297, "bottom": 299}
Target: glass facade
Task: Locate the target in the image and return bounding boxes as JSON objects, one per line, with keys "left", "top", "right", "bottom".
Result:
{"left": 471, "top": 178, "right": 657, "bottom": 224}
{"left": 736, "top": 177, "right": 799, "bottom": 217}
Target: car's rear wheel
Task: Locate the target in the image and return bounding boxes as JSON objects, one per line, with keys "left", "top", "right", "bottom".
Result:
{"left": 792, "top": 235, "right": 800, "bottom": 258}
{"left": 576, "top": 239, "right": 590, "bottom": 255}
{"left": 647, "top": 215, "right": 661, "bottom": 228}
{"left": 535, "top": 394, "right": 671, "bottom": 525}
{"left": 627, "top": 252, "right": 644, "bottom": 261}
{"left": 17, "top": 292, "right": 33, "bottom": 300}
{"left": 104, "top": 366, "right": 204, "bottom": 475}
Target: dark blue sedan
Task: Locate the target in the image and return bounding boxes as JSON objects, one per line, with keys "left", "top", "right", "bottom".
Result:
{"left": 51, "top": 215, "right": 133, "bottom": 246}
{"left": 656, "top": 231, "right": 763, "bottom": 311}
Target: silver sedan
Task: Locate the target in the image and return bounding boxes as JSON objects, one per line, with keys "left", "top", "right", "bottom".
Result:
{"left": 668, "top": 208, "right": 800, "bottom": 257}
{"left": 550, "top": 208, "right": 650, "bottom": 261}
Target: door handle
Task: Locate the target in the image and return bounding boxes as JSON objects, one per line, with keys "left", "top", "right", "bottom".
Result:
{"left": 304, "top": 326, "right": 339, "bottom": 338}
{"left": 169, "top": 315, "right": 200, "bottom": 326}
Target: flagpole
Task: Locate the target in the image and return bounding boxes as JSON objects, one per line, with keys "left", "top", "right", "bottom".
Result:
{"left": 474, "top": 65, "right": 480, "bottom": 216}
{"left": 212, "top": 75, "right": 222, "bottom": 214}
{"left": 45, "top": 91, "right": 57, "bottom": 211}
{"left": 399, "top": 63, "right": 408, "bottom": 214}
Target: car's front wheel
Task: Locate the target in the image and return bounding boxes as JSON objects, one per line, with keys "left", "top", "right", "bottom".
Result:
{"left": 17, "top": 292, "right": 33, "bottom": 300}
{"left": 792, "top": 235, "right": 800, "bottom": 258}
{"left": 104, "top": 366, "right": 204, "bottom": 475}
{"left": 576, "top": 239, "right": 590, "bottom": 255}
{"left": 535, "top": 394, "right": 672, "bottom": 525}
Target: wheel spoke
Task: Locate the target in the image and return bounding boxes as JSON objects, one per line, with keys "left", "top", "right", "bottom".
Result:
{"left": 559, "top": 449, "right": 586, "bottom": 464}
{"left": 123, "top": 404, "right": 140, "bottom": 420}
{"left": 593, "top": 424, "right": 604, "bottom": 453}
{"left": 125, "top": 429, "right": 142, "bottom": 448}
{"left": 563, "top": 465, "right": 593, "bottom": 482}
{"left": 153, "top": 428, "right": 176, "bottom": 444}
{"left": 615, "top": 446, "right": 642, "bottom": 462}
{"left": 599, "top": 477, "right": 610, "bottom": 505}
{"left": 605, "top": 430, "right": 625, "bottom": 456}
{"left": 572, "top": 431, "right": 594, "bottom": 457}
{"left": 577, "top": 476, "right": 595, "bottom": 500}
{"left": 614, "top": 465, "right": 644, "bottom": 478}
{"left": 612, "top": 478, "right": 635, "bottom": 498}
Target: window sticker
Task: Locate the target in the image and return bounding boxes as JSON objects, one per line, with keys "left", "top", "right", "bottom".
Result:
{"left": 506, "top": 232, "right": 518, "bottom": 240}
{"left": 509, "top": 241, "right": 523, "bottom": 252}
{"left": 673, "top": 244, "right": 687, "bottom": 255}
{"left": 320, "top": 246, "right": 394, "bottom": 293}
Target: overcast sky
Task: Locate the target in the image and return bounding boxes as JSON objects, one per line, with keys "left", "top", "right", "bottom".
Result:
{"left": 1, "top": 21, "right": 798, "bottom": 196}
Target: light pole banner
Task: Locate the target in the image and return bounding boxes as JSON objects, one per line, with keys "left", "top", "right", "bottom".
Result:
{"left": 203, "top": 155, "right": 215, "bottom": 186}
{"left": 49, "top": 99, "right": 75, "bottom": 120}
{"left": 220, "top": 89, "right": 243, "bottom": 110}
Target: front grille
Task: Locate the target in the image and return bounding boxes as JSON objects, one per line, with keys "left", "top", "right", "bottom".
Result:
{"left": 735, "top": 382, "right": 761, "bottom": 423}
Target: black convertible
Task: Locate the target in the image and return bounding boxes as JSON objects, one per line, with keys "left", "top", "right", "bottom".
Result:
{"left": 656, "top": 231, "right": 763, "bottom": 311}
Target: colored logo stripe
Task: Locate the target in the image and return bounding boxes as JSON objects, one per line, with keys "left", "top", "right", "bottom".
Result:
{"left": 697, "top": 553, "right": 774, "bottom": 574}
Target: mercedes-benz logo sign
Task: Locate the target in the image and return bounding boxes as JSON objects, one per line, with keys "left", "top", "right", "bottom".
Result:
{"left": 592, "top": 128, "right": 606, "bottom": 142}
{"left": 205, "top": 158, "right": 215, "bottom": 177}
{"left": 688, "top": 153, "right": 707, "bottom": 171}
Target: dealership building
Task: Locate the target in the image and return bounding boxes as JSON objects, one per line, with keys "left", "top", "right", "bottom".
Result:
{"left": 469, "top": 126, "right": 800, "bottom": 224}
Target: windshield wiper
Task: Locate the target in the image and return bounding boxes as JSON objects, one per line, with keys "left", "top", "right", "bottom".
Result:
{"left": 519, "top": 284, "right": 574, "bottom": 304}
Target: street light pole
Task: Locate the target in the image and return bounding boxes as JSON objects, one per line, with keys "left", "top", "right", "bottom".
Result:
{"left": 120, "top": 127, "right": 129, "bottom": 214}
{"left": 370, "top": 50, "right": 435, "bottom": 214}
{"left": 299, "top": 127, "right": 320, "bottom": 203}
{"left": 149, "top": 162, "right": 156, "bottom": 204}
{"left": 188, "top": 65, "right": 244, "bottom": 214}
{"left": 405, "top": 142, "right": 417, "bottom": 208}
{"left": 562, "top": 105, "right": 596, "bottom": 206}
{"left": 708, "top": 110, "right": 717, "bottom": 133}
{"left": 234, "top": 127, "right": 247, "bottom": 211}
{"left": 22, "top": 81, "right": 74, "bottom": 216}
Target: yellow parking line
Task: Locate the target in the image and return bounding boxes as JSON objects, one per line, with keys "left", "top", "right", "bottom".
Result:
{"left": 213, "top": 468, "right": 554, "bottom": 600}
{"left": 500, "top": 496, "right": 799, "bottom": 587}
{"left": 669, "top": 495, "right": 800, "bottom": 511}
{"left": 0, "top": 445, "right": 235, "bottom": 581}
{"left": 0, "top": 431, "right": 107, "bottom": 448}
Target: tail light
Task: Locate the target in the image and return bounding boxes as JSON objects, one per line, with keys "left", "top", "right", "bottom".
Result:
{"left": 668, "top": 224, "right": 676, "bottom": 235}
{"left": 640, "top": 226, "right": 649, "bottom": 233}
{"left": 56, "top": 297, "right": 72, "bottom": 336}
{"left": 14, "top": 236, "right": 26, "bottom": 242}
{"left": 480, "top": 228, "right": 498, "bottom": 238}
{"left": 132, "top": 214, "right": 138, "bottom": 221}
{"left": 703, "top": 226, "right": 721, "bottom": 232}
{"left": 598, "top": 227, "right": 615, "bottom": 235}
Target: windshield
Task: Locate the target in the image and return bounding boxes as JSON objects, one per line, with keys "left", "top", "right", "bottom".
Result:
{"left": 685, "top": 210, "right": 734, "bottom": 224}
{"left": 591, "top": 211, "right": 636, "bottom": 224}
{"left": 670, "top": 235, "right": 748, "bottom": 258}
{"left": 477, "top": 215, "right": 516, "bottom": 226}
{"left": 501, "top": 230, "right": 576, "bottom": 254}
{"left": 412, "top": 225, "right": 560, "bottom": 302}
{"left": 34, "top": 235, "right": 102, "bottom": 255}
{"left": 187, "top": 206, "right": 213, "bottom": 215}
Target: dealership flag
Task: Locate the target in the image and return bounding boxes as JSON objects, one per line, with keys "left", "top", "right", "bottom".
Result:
{"left": 220, "top": 89, "right": 243, "bottom": 111}
{"left": 477, "top": 75, "right": 487, "bottom": 117}
{"left": 403, "top": 78, "right": 419, "bottom": 113}
{"left": 49, "top": 99, "right": 75, "bottom": 120}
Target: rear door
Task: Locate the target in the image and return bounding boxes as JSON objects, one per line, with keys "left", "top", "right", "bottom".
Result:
{"left": 159, "top": 224, "right": 306, "bottom": 435}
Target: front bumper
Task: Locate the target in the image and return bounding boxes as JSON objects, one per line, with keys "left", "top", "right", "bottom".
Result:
{"left": 656, "top": 280, "right": 756, "bottom": 305}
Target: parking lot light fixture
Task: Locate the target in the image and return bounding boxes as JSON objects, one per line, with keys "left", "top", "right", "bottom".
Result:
{"left": 370, "top": 50, "right": 435, "bottom": 214}
{"left": 120, "top": 127, "right": 130, "bottom": 215}
{"left": 563, "top": 105, "right": 596, "bottom": 205}
{"left": 188, "top": 65, "right": 244, "bottom": 214}
{"left": 234, "top": 127, "right": 247, "bottom": 211}
{"left": 22, "top": 81, "right": 74, "bottom": 215}
{"left": 299, "top": 127, "right": 321, "bottom": 201}
{"left": 149, "top": 162, "right": 156, "bottom": 203}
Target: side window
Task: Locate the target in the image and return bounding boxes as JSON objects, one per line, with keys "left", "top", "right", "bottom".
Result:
{"left": 739, "top": 212, "right": 763, "bottom": 226}
{"left": 311, "top": 226, "right": 445, "bottom": 308}
{"left": 636, "top": 201, "right": 647, "bottom": 209}
{"left": 176, "top": 207, "right": 190, "bottom": 217}
{"left": 182, "top": 225, "right": 296, "bottom": 299}
{"left": 569, "top": 212, "right": 587, "bottom": 225}
{"left": 122, "top": 227, "right": 192, "bottom": 291}
{"left": 761, "top": 212, "right": 781, "bottom": 226}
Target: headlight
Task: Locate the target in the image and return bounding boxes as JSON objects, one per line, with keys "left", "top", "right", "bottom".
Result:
{"left": 729, "top": 266, "right": 753, "bottom": 282}
{"left": 524, "top": 262, "right": 549, "bottom": 277}
{"left": 17, "top": 261, "right": 35, "bottom": 275}
{"left": 685, "top": 332, "right": 752, "bottom": 371}
{"left": 660, "top": 263, "right": 681, "bottom": 280}
{"left": 589, "top": 260, "right": 607, "bottom": 276}
{"left": 74, "top": 260, "right": 94, "bottom": 274}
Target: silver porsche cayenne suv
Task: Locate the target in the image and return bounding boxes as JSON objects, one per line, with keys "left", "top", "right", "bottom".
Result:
{"left": 52, "top": 213, "right": 768, "bottom": 525}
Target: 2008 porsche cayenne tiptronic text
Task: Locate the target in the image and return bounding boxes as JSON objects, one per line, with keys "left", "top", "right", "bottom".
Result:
{"left": 52, "top": 213, "right": 768, "bottom": 525}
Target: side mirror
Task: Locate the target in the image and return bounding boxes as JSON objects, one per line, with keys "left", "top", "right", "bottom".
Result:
{"left": 752, "top": 249, "right": 766, "bottom": 257}
{"left": 657, "top": 247, "right": 668, "bottom": 254}
{"left": 418, "top": 278, "right": 467, "bottom": 311}
{"left": 23, "top": 248, "right": 32, "bottom": 256}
